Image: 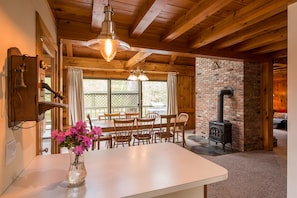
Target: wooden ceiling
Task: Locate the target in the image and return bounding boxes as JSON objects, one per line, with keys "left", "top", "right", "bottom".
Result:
{"left": 47, "top": 0, "right": 295, "bottom": 69}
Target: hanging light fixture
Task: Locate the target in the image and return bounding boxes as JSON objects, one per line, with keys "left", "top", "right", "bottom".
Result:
{"left": 138, "top": 70, "right": 149, "bottom": 81}
{"left": 87, "top": 1, "right": 130, "bottom": 62}
{"left": 127, "top": 71, "right": 138, "bottom": 81}
{"left": 127, "top": 67, "right": 149, "bottom": 81}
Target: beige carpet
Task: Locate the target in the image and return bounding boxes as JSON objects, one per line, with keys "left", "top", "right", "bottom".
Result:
{"left": 183, "top": 129, "right": 287, "bottom": 198}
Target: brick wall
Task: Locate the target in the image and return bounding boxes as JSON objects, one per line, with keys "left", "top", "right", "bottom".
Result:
{"left": 195, "top": 57, "right": 262, "bottom": 151}
{"left": 243, "top": 62, "right": 262, "bottom": 151}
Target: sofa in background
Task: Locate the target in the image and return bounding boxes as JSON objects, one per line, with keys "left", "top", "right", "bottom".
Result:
{"left": 273, "top": 111, "right": 287, "bottom": 130}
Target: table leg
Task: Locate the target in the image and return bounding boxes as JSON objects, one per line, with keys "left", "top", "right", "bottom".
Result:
{"left": 182, "top": 126, "right": 186, "bottom": 147}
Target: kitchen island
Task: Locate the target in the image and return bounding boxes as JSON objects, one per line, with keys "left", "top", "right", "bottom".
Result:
{"left": 1, "top": 143, "right": 228, "bottom": 198}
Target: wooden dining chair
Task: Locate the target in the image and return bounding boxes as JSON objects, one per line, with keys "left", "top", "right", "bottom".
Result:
{"left": 154, "top": 114, "right": 177, "bottom": 143}
{"left": 98, "top": 114, "right": 106, "bottom": 120}
{"left": 174, "top": 113, "right": 189, "bottom": 142}
{"left": 124, "top": 112, "right": 140, "bottom": 119}
{"left": 104, "top": 112, "right": 121, "bottom": 120}
{"left": 86, "top": 114, "right": 112, "bottom": 150}
{"left": 113, "top": 119, "right": 135, "bottom": 147}
{"left": 146, "top": 112, "right": 161, "bottom": 140}
{"left": 146, "top": 112, "right": 160, "bottom": 121}
{"left": 133, "top": 117, "right": 155, "bottom": 146}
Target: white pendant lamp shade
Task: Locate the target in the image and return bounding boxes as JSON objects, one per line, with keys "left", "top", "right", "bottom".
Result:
{"left": 138, "top": 71, "right": 149, "bottom": 81}
{"left": 127, "top": 71, "right": 138, "bottom": 81}
{"left": 127, "top": 68, "right": 149, "bottom": 81}
{"left": 87, "top": 3, "right": 129, "bottom": 62}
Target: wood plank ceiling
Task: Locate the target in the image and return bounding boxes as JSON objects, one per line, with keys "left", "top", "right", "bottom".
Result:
{"left": 47, "top": 0, "right": 295, "bottom": 70}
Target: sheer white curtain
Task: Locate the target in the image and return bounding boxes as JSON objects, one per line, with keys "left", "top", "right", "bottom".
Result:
{"left": 68, "top": 68, "right": 85, "bottom": 125}
{"left": 167, "top": 72, "right": 178, "bottom": 115}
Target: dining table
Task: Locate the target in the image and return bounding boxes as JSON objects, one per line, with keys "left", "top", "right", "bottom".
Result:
{"left": 93, "top": 118, "right": 187, "bottom": 147}
{"left": 1, "top": 143, "right": 228, "bottom": 198}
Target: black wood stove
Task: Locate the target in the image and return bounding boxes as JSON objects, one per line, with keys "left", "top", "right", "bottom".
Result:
{"left": 209, "top": 87, "right": 233, "bottom": 151}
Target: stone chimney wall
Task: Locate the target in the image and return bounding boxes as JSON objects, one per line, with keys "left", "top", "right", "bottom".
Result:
{"left": 195, "top": 57, "right": 262, "bottom": 151}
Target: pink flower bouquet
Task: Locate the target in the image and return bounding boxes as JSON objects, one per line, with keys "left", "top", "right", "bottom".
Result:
{"left": 52, "top": 120, "right": 102, "bottom": 155}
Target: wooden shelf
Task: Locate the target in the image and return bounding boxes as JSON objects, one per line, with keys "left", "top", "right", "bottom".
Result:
{"left": 39, "top": 102, "right": 67, "bottom": 115}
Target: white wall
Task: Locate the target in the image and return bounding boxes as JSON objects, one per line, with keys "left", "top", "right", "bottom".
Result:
{"left": 288, "top": 2, "right": 297, "bottom": 197}
{"left": 0, "top": 0, "right": 56, "bottom": 194}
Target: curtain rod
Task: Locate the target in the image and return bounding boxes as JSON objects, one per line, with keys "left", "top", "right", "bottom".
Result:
{"left": 64, "top": 66, "right": 179, "bottom": 75}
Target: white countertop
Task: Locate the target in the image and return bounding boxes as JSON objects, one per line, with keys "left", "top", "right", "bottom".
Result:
{"left": 1, "top": 143, "right": 228, "bottom": 198}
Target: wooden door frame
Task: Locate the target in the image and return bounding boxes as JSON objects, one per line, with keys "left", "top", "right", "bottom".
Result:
{"left": 36, "top": 12, "right": 62, "bottom": 155}
{"left": 261, "top": 61, "right": 274, "bottom": 150}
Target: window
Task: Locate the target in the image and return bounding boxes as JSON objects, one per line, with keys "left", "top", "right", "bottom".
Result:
{"left": 111, "top": 80, "right": 139, "bottom": 113}
{"left": 84, "top": 79, "right": 108, "bottom": 118}
{"left": 142, "top": 81, "right": 167, "bottom": 116}
{"left": 83, "top": 79, "right": 167, "bottom": 118}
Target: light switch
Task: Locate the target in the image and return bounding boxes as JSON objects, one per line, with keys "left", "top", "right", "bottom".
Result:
{"left": 6, "top": 140, "right": 16, "bottom": 165}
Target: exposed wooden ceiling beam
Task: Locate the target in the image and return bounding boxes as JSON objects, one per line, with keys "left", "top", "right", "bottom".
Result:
{"left": 253, "top": 41, "right": 287, "bottom": 54}
{"left": 62, "top": 38, "right": 196, "bottom": 57}
{"left": 49, "top": 0, "right": 297, "bottom": 62}
{"left": 236, "top": 27, "right": 287, "bottom": 51}
{"left": 63, "top": 56, "right": 125, "bottom": 69}
{"left": 169, "top": 55, "right": 177, "bottom": 65}
{"left": 271, "top": 50, "right": 287, "bottom": 59}
{"left": 91, "top": 0, "right": 107, "bottom": 32}
{"left": 125, "top": 51, "right": 152, "bottom": 68}
{"left": 61, "top": 39, "right": 87, "bottom": 46}
{"left": 214, "top": 11, "right": 287, "bottom": 49}
{"left": 66, "top": 43, "right": 73, "bottom": 57}
{"left": 63, "top": 56, "right": 194, "bottom": 76}
{"left": 162, "top": 0, "right": 233, "bottom": 42}
{"left": 130, "top": 0, "right": 168, "bottom": 38}
{"left": 61, "top": 37, "right": 268, "bottom": 62}
{"left": 190, "top": 0, "right": 288, "bottom": 49}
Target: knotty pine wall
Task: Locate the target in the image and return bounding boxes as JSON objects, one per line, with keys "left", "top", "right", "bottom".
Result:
{"left": 62, "top": 59, "right": 195, "bottom": 130}
{"left": 273, "top": 71, "right": 287, "bottom": 112}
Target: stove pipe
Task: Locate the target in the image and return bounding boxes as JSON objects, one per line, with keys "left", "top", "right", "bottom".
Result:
{"left": 217, "top": 87, "right": 233, "bottom": 122}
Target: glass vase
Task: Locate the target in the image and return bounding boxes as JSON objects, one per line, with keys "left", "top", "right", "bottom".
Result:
{"left": 67, "top": 149, "right": 87, "bottom": 187}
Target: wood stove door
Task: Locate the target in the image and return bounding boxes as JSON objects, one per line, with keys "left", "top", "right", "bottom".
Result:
{"left": 209, "top": 125, "right": 223, "bottom": 142}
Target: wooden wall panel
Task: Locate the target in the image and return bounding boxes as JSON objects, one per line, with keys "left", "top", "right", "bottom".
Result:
{"left": 63, "top": 56, "right": 195, "bottom": 130}
{"left": 177, "top": 75, "right": 195, "bottom": 130}
{"left": 273, "top": 71, "right": 287, "bottom": 112}
{"left": 261, "top": 62, "right": 273, "bottom": 151}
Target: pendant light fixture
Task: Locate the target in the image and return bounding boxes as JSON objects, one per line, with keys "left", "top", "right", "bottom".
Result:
{"left": 87, "top": 1, "right": 130, "bottom": 62}
{"left": 127, "top": 67, "right": 149, "bottom": 81}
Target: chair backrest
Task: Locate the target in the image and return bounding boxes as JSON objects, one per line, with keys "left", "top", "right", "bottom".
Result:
{"left": 125, "top": 112, "right": 140, "bottom": 119}
{"left": 146, "top": 112, "right": 160, "bottom": 123}
{"left": 98, "top": 114, "right": 106, "bottom": 120}
{"left": 160, "top": 114, "right": 177, "bottom": 133}
{"left": 113, "top": 119, "right": 135, "bottom": 137}
{"left": 104, "top": 112, "right": 121, "bottom": 120}
{"left": 136, "top": 117, "right": 155, "bottom": 135}
{"left": 177, "top": 113, "right": 189, "bottom": 126}
{"left": 86, "top": 114, "right": 93, "bottom": 130}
